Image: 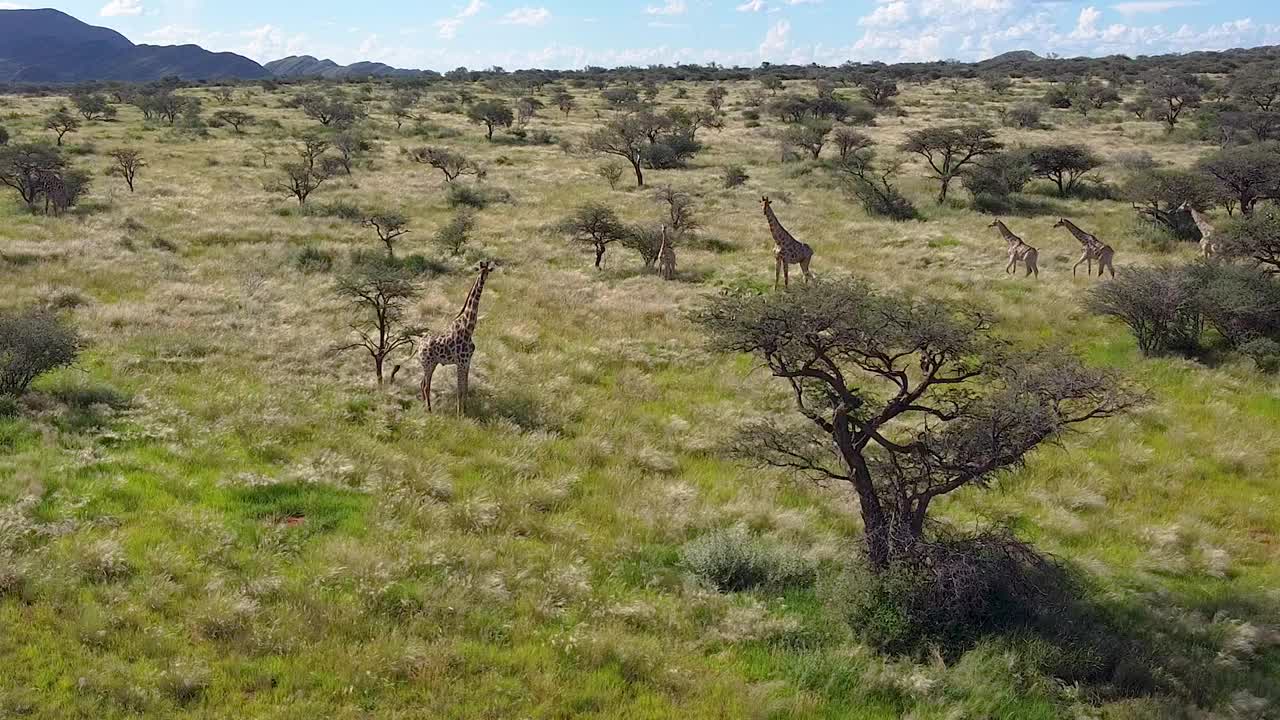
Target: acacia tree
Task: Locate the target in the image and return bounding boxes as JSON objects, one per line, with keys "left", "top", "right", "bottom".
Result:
{"left": 784, "top": 120, "right": 833, "bottom": 161}
{"left": 557, "top": 202, "right": 629, "bottom": 268}
{"left": 1025, "top": 144, "right": 1103, "bottom": 196}
{"left": 515, "top": 97, "right": 544, "bottom": 129}
{"left": 467, "top": 100, "right": 514, "bottom": 140}
{"left": 694, "top": 280, "right": 1137, "bottom": 570}
{"left": 212, "top": 110, "right": 255, "bottom": 133}
{"left": 1217, "top": 207, "right": 1280, "bottom": 273}
{"left": 585, "top": 116, "right": 648, "bottom": 187}
{"left": 44, "top": 107, "right": 80, "bottom": 146}
{"left": 857, "top": 77, "right": 899, "bottom": 109}
{"left": 1197, "top": 143, "right": 1280, "bottom": 216}
{"left": 0, "top": 143, "right": 66, "bottom": 210}
{"left": 1122, "top": 168, "right": 1217, "bottom": 238}
{"left": 72, "top": 93, "right": 116, "bottom": 121}
{"left": 108, "top": 149, "right": 145, "bottom": 192}
{"left": 388, "top": 94, "right": 416, "bottom": 131}
{"left": 1143, "top": 73, "right": 1202, "bottom": 130}
{"left": 267, "top": 136, "right": 339, "bottom": 205}
{"left": 333, "top": 259, "right": 423, "bottom": 387}
{"left": 410, "top": 147, "right": 482, "bottom": 183}
{"left": 330, "top": 130, "right": 370, "bottom": 175}
{"left": 363, "top": 213, "right": 410, "bottom": 258}
{"left": 1233, "top": 63, "right": 1280, "bottom": 112}
{"left": 706, "top": 85, "right": 729, "bottom": 113}
{"left": 832, "top": 126, "right": 873, "bottom": 161}
{"left": 900, "top": 124, "right": 1002, "bottom": 203}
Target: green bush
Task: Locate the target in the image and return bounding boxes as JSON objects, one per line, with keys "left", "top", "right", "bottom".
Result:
{"left": 826, "top": 531, "right": 1078, "bottom": 657}
{"left": 1242, "top": 337, "right": 1280, "bottom": 372}
{"left": 722, "top": 165, "right": 749, "bottom": 189}
{"left": 446, "top": 184, "right": 511, "bottom": 209}
{"left": 681, "top": 526, "right": 814, "bottom": 593}
{"left": 434, "top": 208, "right": 477, "bottom": 256}
{"left": 0, "top": 309, "right": 81, "bottom": 397}
{"left": 1086, "top": 265, "right": 1202, "bottom": 355}
{"left": 291, "top": 245, "right": 334, "bottom": 274}
{"left": 299, "top": 201, "right": 364, "bottom": 221}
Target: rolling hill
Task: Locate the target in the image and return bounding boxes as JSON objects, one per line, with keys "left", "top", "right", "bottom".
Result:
{"left": 0, "top": 8, "right": 268, "bottom": 83}
{"left": 264, "top": 55, "right": 423, "bottom": 79}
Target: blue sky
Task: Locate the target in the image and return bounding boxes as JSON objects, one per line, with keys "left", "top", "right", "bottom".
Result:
{"left": 11, "top": 0, "right": 1280, "bottom": 69}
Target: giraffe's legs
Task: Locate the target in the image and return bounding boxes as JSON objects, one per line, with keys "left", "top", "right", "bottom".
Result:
{"left": 800, "top": 257, "right": 813, "bottom": 283}
{"left": 1027, "top": 251, "right": 1039, "bottom": 279}
{"left": 783, "top": 261, "right": 790, "bottom": 288}
{"left": 456, "top": 361, "right": 470, "bottom": 416}
{"left": 1006, "top": 254, "right": 1017, "bottom": 275}
{"left": 1073, "top": 250, "right": 1089, "bottom": 277}
{"left": 421, "top": 362, "right": 437, "bottom": 412}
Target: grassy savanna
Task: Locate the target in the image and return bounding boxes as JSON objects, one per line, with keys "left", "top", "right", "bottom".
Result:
{"left": 1, "top": 73, "right": 1279, "bottom": 719}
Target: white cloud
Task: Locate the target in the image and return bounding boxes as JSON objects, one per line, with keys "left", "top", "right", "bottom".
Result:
{"left": 435, "top": 0, "right": 486, "bottom": 39}
{"left": 99, "top": 0, "right": 143, "bottom": 17}
{"left": 759, "top": 19, "right": 790, "bottom": 58}
{"left": 859, "top": 0, "right": 910, "bottom": 27}
{"left": 736, "top": 0, "right": 766, "bottom": 11}
{"left": 1111, "top": 0, "right": 1202, "bottom": 15}
{"left": 1071, "top": 6, "right": 1102, "bottom": 38}
{"left": 646, "top": 0, "right": 687, "bottom": 16}
{"left": 502, "top": 7, "right": 551, "bottom": 26}
{"left": 0, "top": 2, "right": 29, "bottom": 8}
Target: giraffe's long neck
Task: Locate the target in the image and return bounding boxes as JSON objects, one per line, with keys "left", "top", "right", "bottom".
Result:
{"left": 1060, "top": 220, "right": 1096, "bottom": 247}
{"left": 454, "top": 272, "right": 488, "bottom": 335}
{"left": 1189, "top": 208, "right": 1213, "bottom": 234}
{"left": 994, "top": 221, "right": 1019, "bottom": 244}
{"left": 764, "top": 206, "right": 796, "bottom": 249}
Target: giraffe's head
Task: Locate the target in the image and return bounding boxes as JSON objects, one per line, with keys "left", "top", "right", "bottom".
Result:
{"left": 987, "top": 219, "right": 1003, "bottom": 229}
{"left": 476, "top": 260, "right": 496, "bottom": 277}
{"left": 1053, "top": 218, "right": 1069, "bottom": 229}
{"left": 760, "top": 196, "right": 772, "bottom": 212}
{"left": 1177, "top": 201, "right": 1192, "bottom": 211}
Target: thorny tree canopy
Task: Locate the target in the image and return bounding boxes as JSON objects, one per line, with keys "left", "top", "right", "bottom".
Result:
{"left": 695, "top": 279, "right": 1141, "bottom": 568}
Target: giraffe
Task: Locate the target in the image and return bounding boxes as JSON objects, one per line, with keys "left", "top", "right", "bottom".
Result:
{"left": 1179, "top": 201, "right": 1217, "bottom": 258}
{"left": 657, "top": 224, "right": 676, "bottom": 281}
{"left": 419, "top": 261, "right": 495, "bottom": 414}
{"left": 988, "top": 219, "right": 1039, "bottom": 278}
{"left": 31, "top": 171, "right": 69, "bottom": 217}
{"left": 1053, "top": 218, "right": 1115, "bottom": 278}
{"left": 760, "top": 196, "right": 814, "bottom": 289}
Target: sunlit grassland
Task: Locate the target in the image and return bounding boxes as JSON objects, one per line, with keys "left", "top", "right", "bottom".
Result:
{"left": 1, "top": 76, "right": 1278, "bottom": 718}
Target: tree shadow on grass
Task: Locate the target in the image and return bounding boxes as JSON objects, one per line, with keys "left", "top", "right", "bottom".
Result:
{"left": 21, "top": 379, "right": 132, "bottom": 435}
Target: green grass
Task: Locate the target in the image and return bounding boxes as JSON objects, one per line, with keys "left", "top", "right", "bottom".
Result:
{"left": 1, "top": 78, "right": 1278, "bottom": 718}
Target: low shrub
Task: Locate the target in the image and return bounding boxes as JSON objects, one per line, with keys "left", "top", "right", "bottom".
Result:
{"left": 1086, "top": 265, "right": 1201, "bottom": 356}
{"left": 722, "top": 165, "right": 749, "bottom": 189}
{"left": 446, "top": 184, "right": 511, "bottom": 209}
{"left": 0, "top": 309, "right": 81, "bottom": 397}
{"left": 291, "top": 245, "right": 334, "bottom": 274}
{"left": 681, "top": 526, "right": 815, "bottom": 593}
{"left": 826, "top": 530, "right": 1080, "bottom": 657}
{"left": 1242, "top": 337, "right": 1280, "bottom": 372}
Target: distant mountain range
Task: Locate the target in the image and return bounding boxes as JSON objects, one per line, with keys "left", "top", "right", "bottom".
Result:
{"left": 0, "top": 9, "right": 268, "bottom": 82}
{"left": 264, "top": 55, "right": 424, "bottom": 80}
{"left": 0, "top": 9, "right": 435, "bottom": 83}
